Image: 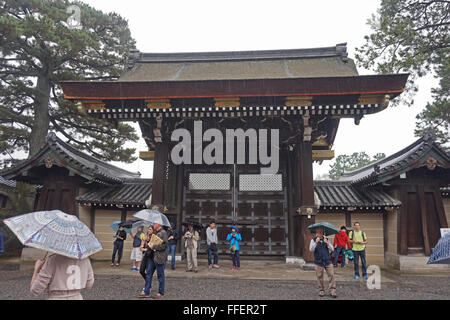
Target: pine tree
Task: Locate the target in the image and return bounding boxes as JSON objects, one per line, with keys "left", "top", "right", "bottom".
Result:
{"left": 355, "top": 0, "right": 449, "bottom": 150}
{"left": 0, "top": 0, "right": 139, "bottom": 168}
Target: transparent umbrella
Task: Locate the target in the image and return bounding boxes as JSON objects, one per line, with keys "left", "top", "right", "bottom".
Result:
{"left": 133, "top": 209, "right": 171, "bottom": 227}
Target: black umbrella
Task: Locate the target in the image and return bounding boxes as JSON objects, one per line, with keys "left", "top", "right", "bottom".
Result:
{"left": 119, "top": 219, "right": 140, "bottom": 229}
{"left": 182, "top": 220, "right": 204, "bottom": 230}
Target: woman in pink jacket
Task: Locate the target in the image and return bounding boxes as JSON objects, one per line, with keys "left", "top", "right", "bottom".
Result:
{"left": 30, "top": 254, "right": 95, "bottom": 300}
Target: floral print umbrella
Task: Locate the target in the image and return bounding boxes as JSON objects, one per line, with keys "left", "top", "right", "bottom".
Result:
{"left": 3, "top": 210, "right": 102, "bottom": 259}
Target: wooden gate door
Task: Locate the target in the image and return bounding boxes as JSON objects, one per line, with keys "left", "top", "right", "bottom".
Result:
{"left": 36, "top": 181, "right": 77, "bottom": 215}
{"left": 182, "top": 166, "right": 288, "bottom": 256}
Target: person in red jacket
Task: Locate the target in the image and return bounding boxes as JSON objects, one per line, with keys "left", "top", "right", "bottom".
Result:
{"left": 333, "top": 226, "right": 351, "bottom": 267}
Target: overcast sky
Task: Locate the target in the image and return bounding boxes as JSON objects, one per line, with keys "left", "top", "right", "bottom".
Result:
{"left": 9, "top": 0, "right": 438, "bottom": 179}
{"left": 80, "top": 0, "right": 437, "bottom": 179}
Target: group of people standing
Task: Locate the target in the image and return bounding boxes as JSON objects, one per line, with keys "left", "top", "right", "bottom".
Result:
{"left": 110, "top": 220, "right": 243, "bottom": 298}
{"left": 309, "top": 222, "right": 369, "bottom": 298}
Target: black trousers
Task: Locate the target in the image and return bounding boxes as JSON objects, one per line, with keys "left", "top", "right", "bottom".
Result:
{"left": 112, "top": 241, "right": 124, "bottom": 264}
{"left": 140, "top": 255, "right": 150, "bottom": 280}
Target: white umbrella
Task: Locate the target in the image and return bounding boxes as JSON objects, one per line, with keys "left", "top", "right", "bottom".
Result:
{"left": 3, "top": 210, "right": 102, "bottom": 259}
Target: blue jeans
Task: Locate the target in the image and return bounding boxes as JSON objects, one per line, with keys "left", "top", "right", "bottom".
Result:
{"left": 232, "top": 250, "right": 240, "bottom": 268}
{"left": 168, "top": 244, "right": 177, "bottom": 269}
{"left": 0, "top": 232, "right": 4, "bottom": 253}
{"left": 207, "top": 244, "right": 219, "bottom": 265}
{"left": 333, "top": 246, "right": 346, "bottom": 267}
{"left": 353, "top": 249, "right": 367, "bottom": 277}
{"left": 111, "top": 241, "right": 123, "bottom": 264}
{"left": 144, "top": 259, "right": 165, "bottom": 295}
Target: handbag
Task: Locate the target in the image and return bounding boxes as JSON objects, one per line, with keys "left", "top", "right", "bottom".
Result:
{"left": 210, "top": 243, "right": 218, "bottom": 252}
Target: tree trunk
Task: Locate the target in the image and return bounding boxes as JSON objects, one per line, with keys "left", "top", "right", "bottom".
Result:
{"left": 29, "top": 76, "right": 51, "bottom": 157}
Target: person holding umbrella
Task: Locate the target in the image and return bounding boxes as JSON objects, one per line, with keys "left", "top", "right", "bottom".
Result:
{"left": 308, "top": 224, "right": 337, "bottom": 298}
{"left": 3, "top": 210, "right": 101, "bottom": 300}
{"left": 111, "top": 225, "right": 127, "bottom": 267}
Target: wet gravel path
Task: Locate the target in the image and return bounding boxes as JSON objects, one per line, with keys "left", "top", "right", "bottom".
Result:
{"left": 0, "top": 268, "right": 449, "bottom": 300}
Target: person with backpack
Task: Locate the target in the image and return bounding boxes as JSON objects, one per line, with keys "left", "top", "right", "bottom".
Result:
{"left": 130, "top": 226, "right": 146, "bottom": 271}
{"left": 333, "top": 226, "right": 351, "bottom": 268}
{"left": 226, "top": 225, "right": 242, "bottom": 270}
{"left": 349, "top": 222, "right": 369, "bottom": 280}
{"left": 309, "top": 227, "right": 336, "bottom": 298}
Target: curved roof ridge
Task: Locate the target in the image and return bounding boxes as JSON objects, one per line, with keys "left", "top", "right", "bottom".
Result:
{"left": 128, "top": 43, "right": 349, "bottom": 64}
{"left": 46, "top": 132, "right": 141, "bottom": 179}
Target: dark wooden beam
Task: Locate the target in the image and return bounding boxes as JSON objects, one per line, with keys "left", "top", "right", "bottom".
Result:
{"left": 152, "top": 142, "right": 169, "bottom": 207}
{"left": 433, "top": 188, "right": 449, "bottom": 229}
{"left": 418, "top": 186, "right": 431, "bottom": 256}
{"left": 61, "top": 74, "right": 409, "bottom": 100}
{"left": 399, "top": 187, "right": 408, "bottom": 255}
{"left": 299, "top": 140, "right": 315, "bottom": 263}
{"left": 90, "top": 206, "right": 96, "bottom": 233}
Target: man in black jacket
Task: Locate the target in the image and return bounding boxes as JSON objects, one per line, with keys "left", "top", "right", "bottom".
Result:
{"left": 167, "top": 223, "right": 179, "bottom": 270}
{"left": 112, "top": 226, "right": 127, "bottom": 266}
{"left": 309, "top": 227, "right": 336, "bottom": 298}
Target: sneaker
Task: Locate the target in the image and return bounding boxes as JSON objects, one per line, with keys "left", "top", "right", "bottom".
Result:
{"left": 139, "top": 292, "right": 150, "bottom": 298}
{"left": 354, "top": 275, "right": 360, "bottom": 280}
{"left": 154, "top": 293, "right": 164, "bottom": 299}
{"left": 130, "top": 267, "right": 136, "bottom": 271}
{"left": 237, "top": 267, "right": 241, "bottom": 270}
{"left": 213, "top": 264, "right": 220, "bottom": 269}
{"left": 363, "top": 275, "right": 368, "bottom": 280}
{"left": 319, "top": 291, "right": 325, "bottom": 297}
{"left": 208, "top": 265, "right": 212, "bottom": 269}
{"left": 330, "top": 293, "right": 337, "bottom": 298}
{"left": 232, "top": 267, "right": 235, "bottom": 270}
{"left": 194, "top": 269, "right": 198, "bottom": 273}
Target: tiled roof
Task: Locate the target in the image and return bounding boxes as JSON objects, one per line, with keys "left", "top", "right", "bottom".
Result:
{"left": 76, "top": 179, "right": 152, "bottom": 207}
{"left": 120, "top": 43, "right": 358, "bottom": 82}
{"left": 314, "top": 180, "right": 401, "bottom": 210}
{"left": 0, "top": 133, "right": 140, "bottom": 185}
{"left": 0, "top": 176, "right": 16, "bottom": 188}
{"left": 339, "top": 133, "right": 450, "bottom": 187}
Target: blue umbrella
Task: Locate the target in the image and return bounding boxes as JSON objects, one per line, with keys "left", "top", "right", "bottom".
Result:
{"left": 427, "top": 233, "right": 450, "bottom": 264}
{"left": 110, "top": 221, "right": 132, "bottom": 234}
{"left": 307, "top": 222, "right": 340, "bottom": 236}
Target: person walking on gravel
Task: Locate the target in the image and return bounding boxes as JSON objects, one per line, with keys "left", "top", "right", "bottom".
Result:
{"left": 309, "top": 227, "right": 336, "bottom": 298}
{"left": 140, "top": 222, "right": 168, "bottom": 299}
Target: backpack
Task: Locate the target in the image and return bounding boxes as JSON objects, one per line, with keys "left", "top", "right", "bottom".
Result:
{"left": 349, "top": 230, "right": 366, "bottom": 242}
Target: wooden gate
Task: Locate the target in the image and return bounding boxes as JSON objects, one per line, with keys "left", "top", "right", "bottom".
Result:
{"left": 182, "top": 166, "right": 288, "bottom": 256}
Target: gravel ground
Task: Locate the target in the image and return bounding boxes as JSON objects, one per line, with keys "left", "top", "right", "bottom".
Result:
{"left": 0, "top": 267, "right": 449, "bottom": 300}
